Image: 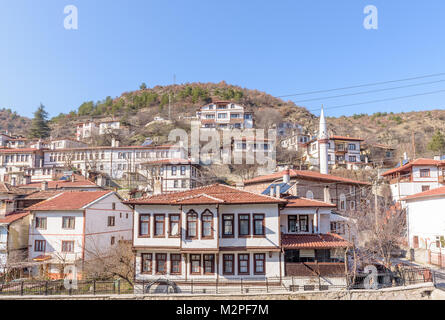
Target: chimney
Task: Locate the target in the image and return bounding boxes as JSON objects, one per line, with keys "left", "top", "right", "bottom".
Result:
{"left": 283, "top": 169, "right": 290, "bottom": 184}
{"left": 324, "top": 186, "right": 331, "bottom": 203}
{"left": 153, "top": 177, "right": 163, "bottom": 195}
{"left": 41, "top": 181, "right": 48, "bottom": 191}
{"left": 71, "top": 174, "right": 75, "bottom": 182}
{"left": 275, "top": 185, "right": 281, "bottom": 198}
{"left": 269, "top": 186, "right": 275, "bottom": 197}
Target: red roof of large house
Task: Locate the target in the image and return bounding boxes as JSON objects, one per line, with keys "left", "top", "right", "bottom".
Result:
{"left": 281, "top": 234, "right": 350, "bottom": 249}
{"left": 382, "top": 158, "right": 445, "bottom": 177}
{"left": 18, "top": 176, "right": 100, "bottom": 190}
{"left": 244, "top": 169, "right": 370, "bottom": 186}
{"left": 27, "top": 191, "right": 113, "bottom": 211}
{"left": 0, "top": 212, "right": 30, "bottom": 225}
{"left": 125, "top": 184, "right": 286, "bottom": 205}
{"left": 401, "top": 186, "right": 445, "bottom": 201}
{"left": 0, "top": 182, "right": 27, "bottom": 194}
{"left": 285, "top": 198, "right": 337, "bottom": 208}
{"left": 23, "top": 190, "right": 64, "bottom": 200}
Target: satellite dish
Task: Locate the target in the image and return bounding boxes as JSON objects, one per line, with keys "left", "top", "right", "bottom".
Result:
{"left": 142, "top": 138, "right": 153, "bottom": 146}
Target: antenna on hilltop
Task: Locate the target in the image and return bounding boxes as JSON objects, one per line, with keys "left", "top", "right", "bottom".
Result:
{"left": 169, "top": 74, "right": 176, "bottom": 121}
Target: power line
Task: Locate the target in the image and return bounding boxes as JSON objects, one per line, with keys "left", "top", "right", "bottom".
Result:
{"left": 292, "top": 79, "right": 445, "bottom": 103}
{"left": 277, "top": 72, "right": 445, "bottom": 98}
{"left": 308, "top": 88, "right": 445, "bottom": 112}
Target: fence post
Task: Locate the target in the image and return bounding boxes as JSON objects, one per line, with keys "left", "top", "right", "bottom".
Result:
{"left": 216, "top": 278, "right": 218, "bottom": 294}
{"left": 113, "top": 280, "right": 116, "bottom": 295}
{"left": 118, "top": 279, "right": 121, "bottom": 295}
{"left": 45, "top": 281, "right": 48, "bottom": 296}
{"left": 69, "top": 281, "right": 72, "bottom": 296}
{"left": 93, "top": 280, "right": 96, "bottom": 295}
{"left": 191, "top": 279, "right": 194, "bottom": 294}
{"left": 292, "top": 276, "right": 295, "bottom": 291}
{"left": 266, "top": 278, "right": 269, "bottom": 293}
{"left": 20, "top": 281, "right": 24, "bottom": 296}
{"left": 240, "top": 278, "right": 243, "bottom": 294}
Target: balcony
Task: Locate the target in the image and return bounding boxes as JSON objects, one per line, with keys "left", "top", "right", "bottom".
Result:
{"left": 285, "top": 262, "right": 345, "bottom": 277}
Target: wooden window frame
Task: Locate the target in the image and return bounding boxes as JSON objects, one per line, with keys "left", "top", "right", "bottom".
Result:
{"left": 141, "top": 253, "right": 152, "bottom": 274}
{"left": 61, "top": 240, "right": 75, "bottom": 253}
{"left": 420, "top": 169, "right": 431, "bottom": 178}
{"left": 170, "top": 254, "right": 182, "bottom": 275}
{"left": 238, "top": 254, "right": 250, "bottom": 275}
{"left": 155, "top": 253, "right": 167, "bottom": 275}
{"left": 238, "top": 214, "right": 251, "bottom": 238}
{"left": 34, "top": 240, "right": 46, "bottom": 252}
{"left": 168, "top": 214, "right": 181, "bottom": 238}
{"left": 190, "top": 254, "right": 202, "bottom": 275}
{"left": 62, "top": 216, "right": 75, "bottom": 230}
{"left": 107, "top": 216, "right": 115, "bottom": 227}
{"left": 186, "top": 210, "right": 199, "bottom": 240}
{"left": 299, "top": 215, "right": 309, "bottom": 233}
{"left": 153, "top": 214, "right": 166, "bottom": 238}
{"left": 222, "top": 214, "right": 235, "bottom": 238}
{"left": 223, "top": 254, "right": 235, "bottom": 275}
{"left": 35, "top": 217, "right": 47, "bottom": 230}
{"left": 254, "top": 253, "right": 266, "bottom": 275}
{"left": 288, "top": 215, "right": 298, "bottom": 233}
{"left": 253, "top": 214, "right": 266, "bottom": 237}
{"left": 203, "top": 254, "right": 215, "bottom": 275}
{"left": 201, "top": 210, "right": 214, "bottom": 239}
{"left": 138, "top": 214, "right": 151, "bottom": 238}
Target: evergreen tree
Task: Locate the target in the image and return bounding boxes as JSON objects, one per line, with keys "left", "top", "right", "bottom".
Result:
{"left": 428, "top": 130, "right": 445, "bottom": 154}
{"left": 140, "top": 82, "right": 147, "bottom": 90}
{"left": 29, "top": 104, "right": 51, "bottom": 139}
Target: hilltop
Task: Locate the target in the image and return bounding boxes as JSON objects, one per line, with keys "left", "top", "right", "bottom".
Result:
{"left": 0, "top": 108, "right": 31, "bottom": 136}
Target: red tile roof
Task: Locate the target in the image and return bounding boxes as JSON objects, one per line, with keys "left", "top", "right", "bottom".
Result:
{"left": 125, "top": 184, "right": 286, "bottom": 205}
{"left": 18, "top": 177, "right": 100, "bottom": 190}
{"left": 0, "top": 182, "right": 27, "bottom": 194}
{"left": 23, "top": 190, "right": 64, "bottom": 200}
{"left": 141, "top": 159, "right": 193, "bottom": 165}
{"left": 282, "top": 234, "right": 350, "bottom": 249}
{"left": 0, "top": 212, "right": 29, "bottom": 225}
{"left": 382, "top": 158, "right": 445, "bottom": 177}
{"left": 244, "top": 169, "right": 370, "bottom": 186}
{"left": 27, "top": 191, "right": 113, "bottom": 211}
{"left": 285, "top": 198, "right": 337, "bottom": 208}
{"left": 0, "top": 148, "right": 42, "bottom": 154}
{"left": 401, "top": 186, "right": 445, "bottom": 201}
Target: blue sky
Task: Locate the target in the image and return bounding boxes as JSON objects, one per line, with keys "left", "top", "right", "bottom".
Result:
{"left": 1, "top": 0, "right": 445, "bottom": 118}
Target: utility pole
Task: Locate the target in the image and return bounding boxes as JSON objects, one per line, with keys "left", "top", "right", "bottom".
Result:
{"left": 412, "top": 131, "right": 416, "bottom": 160}
{"left": 374, "top": 178, "right": 379, "bottom": 232}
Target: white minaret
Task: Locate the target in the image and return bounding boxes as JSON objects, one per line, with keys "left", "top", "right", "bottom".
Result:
{"left": 318, "top": 106, "right": 329, "bottom": 175}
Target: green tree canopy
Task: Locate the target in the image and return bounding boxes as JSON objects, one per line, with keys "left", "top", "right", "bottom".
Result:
{"left": 29, "top": 104, "right": 51, "bottom": 139}
{"left": 428, "top": 130, "right": 445, "bottom": 154}
{"left": 140, "top": 82, "right": 147, "bottom": 90}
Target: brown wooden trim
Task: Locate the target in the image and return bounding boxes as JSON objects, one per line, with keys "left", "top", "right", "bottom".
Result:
{"left": 222, "top": 254, "right": 235, "bottom": 275}
{"left": 238, "top": 213, "right": 251, "bottom": 238}
{"left": 219, "top": 246, "right": 280, "bottom": 252}
{"left": 141, "top": 253, "right": 153, "bottom": 275}
{"left": 61, "top": 216, "right": 76, "bottom": 230}
{"left": 170, "top": 253, "right": 182, "bottom": 275}
{"left": 190, "top": 254, "right": 202, "bottom": 275}
{"left": 168, "top": 214, "right": 181, "bottom": 238}
{"left": 186, "top": 210, "right": 199, "bottom": 240}
{"left": 221, "top": 214, "right": 235, "bottom": 238}
{"left": 153, "top": 214, "right": 166, "bottom": 238}
{"left": 201, "top": 209, "right": 214, "bottom": 240}
{"left": 34, "top": 240, "right": 46, "bottom": 252}
{"left": 254, "top": 253, "right": 266, "bottom": 275}
{"left": 61, "top": 240, "right": 75, "bottom": 253}
{"left": 253, "top": 213, "right": 265, "bottom": 236}
{"left": 203, "top": 254, "right": 215, "bottom": 275}
{"left": 238, "top": 253, "right": 250, "bottom": 275}
{"left": 138, "top": 214, "right": 151, "bottom": 238}
{"left": 155, "top": 253, "right": 167, "bottom": 275}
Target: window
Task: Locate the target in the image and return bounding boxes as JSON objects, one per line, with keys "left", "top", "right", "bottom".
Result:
{"left": 306, "top": 190, "right": 314, "bottom": 200}
{"left": 253, "top": 214, "right": 265, "bottom": 236}
{"left": 111, "top": 236, "right": 115, "bottom": 245}
{"left": 223, "top": 254, "right": 234, "bottom": 275}
{"left": 420, "top": 169, "right": 431, "bottom": 178}
{"left": 170, "top": 254, "right": 181, "bottom": 274}
{"left": 186, "top": 210, "right": 198, "bottom": 239}
{"left": 202, "top": 210, "right": 213, "bottom": 238}
{"left": 203, "top": 254, "right": 215, "bottom": 274}
{"left": 239, "top": 214, "right": 250, "bottom": 237}
{"left": 331, "top": 222, "right": 345, "bottom": 235}
{"left": 181, "top": 179, "right": 187, "bottom": 189}
{"left": 349, "top": 156, "right": 357, "bottom": 163}
{"left": 62, "top": 241, "right": 74, "bottom": 253}
{"left": 156, "top": 253, "right": 167, "bottom": 274}
{"left": 139, "top": 214, "right": 150, "bottom": 237}
{"left": 340, "top": 194, "right": 346, "bottom": 211}
{"left": 62, "top": 217, "right": 75, "bottom": 230}
{"left": 169, "top": 214, "right": 180, "bottom": 237}
{"left": 35, "top": 217, "right": 47, "bottom": 230}
{"left": 422, "top": 185, "right": 430, "bottom": 192}
{"left": 180, "top": 166, "right": 186, "bottom": 175}
{"left": 222, "top": 214, "right": 234, "bottom": 237}
{"left": 154, "top": 214, "right": 165, "bottom": 237}
{"left": 35, "top": 240, "right": 46, "bottom": 252}
{"left": 107, "top": 216, "right": 115, "bottom": 227}
{"left": 112, "top": 203, "right": 116, "bottom": 210}
{"left": 348, "top": 144, "right": 356, "bottom": 151}
{"left": 288, "top": 215, "right": 299, "bottom": 233}
{"left": 299, "top": 215, "right": 309, "bottom": 232}
{"left": 174, "top": 180, "right": 179, "bottom": 188}
{"left": 254, "top": 254, "right": 266, "bottom": 275}
{"left": 238, "top": 254, "right": 250, "bottom": 275}
{"left": 171, "top": 166, "right": 177, "bottom": 176}
{"left": 141, "top": 254, "right": 152, "bottom": 274}
{"left": 190, "top": 254, "right": 201, "bottom": 275}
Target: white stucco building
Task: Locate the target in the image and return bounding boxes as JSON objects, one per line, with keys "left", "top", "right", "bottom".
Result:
{"left": 27, "top": 191, "right": 133, "bottom": 279}
{"left": 196, "top": 101, "right": 254, "bottom": 130}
